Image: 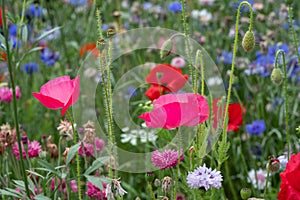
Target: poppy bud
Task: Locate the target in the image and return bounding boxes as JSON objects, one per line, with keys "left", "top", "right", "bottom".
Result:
{"left": 145, "top": 171, "right": 155, "bottom": 183}
{"left": 240, "top": 188, "right": 252, "bottom": 199}
{"left": 160, "top": 39, "right": 173, "bottom": 59}
{"left": 242, "top": 30, "right": 255, "bottom": 52}
{"left": 270, "top": 68, "right": 283, "bottom": 85}
{"left": 267, "top": 158, "right": 280, "bottom": 173}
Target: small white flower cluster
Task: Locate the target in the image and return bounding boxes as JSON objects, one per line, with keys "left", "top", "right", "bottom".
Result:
{"left": 121, "top": 123, "right": 158, "bottom": 146}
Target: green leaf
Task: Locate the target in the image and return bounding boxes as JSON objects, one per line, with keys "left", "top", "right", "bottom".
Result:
{"left": 21, "top": 24, "right": 28, "bottom": 43}
{"left": 84, "top": 156, "right": 110, "bottom": 175}
{"left": 36, "top": 159, "right": 60, "bottom": 177}
{"left": 84, "top": 175, "right": 111, "bottom": 191}
{"left": 34, "top": 27, "right": 61, "bottom": 43}
{"left": 66, "top": 143, "right": 80, "bottom": 165}
{"left": 34, "top": 194, "right": 52, "bottom": 200}
{"left": 0, "top": 189, "right": 22, "bottom": 198}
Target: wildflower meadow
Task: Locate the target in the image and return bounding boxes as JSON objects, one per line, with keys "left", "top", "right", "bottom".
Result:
{"left": 0, "top": 0, "right": 300, "bottom": 199}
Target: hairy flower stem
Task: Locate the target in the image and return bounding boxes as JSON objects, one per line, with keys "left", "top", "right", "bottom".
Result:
{"left": 274, "top": 50, "right": 290, "bottom": 159}
{"left": 218, "top": 1, "right": 253, "bottom": 168}
{"left": 67, "top": 111, "right": 82, "bottom": 200}
{"left": 288, "top": 6, "right": 300, "bottom": 65}
{"left": 1, "top": 1, "right": 30, "bottom": 198}
{"left": 180, "top": 0, "right": 195, "bottom": 89}
{"left": 173, "top": 130, "right": 181, "bottom": 199}
{"left": 97, "top": 8, "right": 116, "bottom": 179}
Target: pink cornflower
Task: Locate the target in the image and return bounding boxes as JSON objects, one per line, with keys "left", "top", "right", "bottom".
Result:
{"left": 0, "top": 87, "right": 12, "bottom": 102}
{"left": 12, "top": 142, "right": 26, "bottom": 160}
{"left": 151, "top": 149, "right": 184, "bottom": 170}
{"left": 86, "top": 181, "right": 107, "bottom": 199}
{"left": 171, "top": 57, "right": 186, "bottom": 68}
{"left": 78, "top": 137, "right": 105, "bottom": 157}
{"left": 28, "top": 140, "right": 42, "bottom": 158}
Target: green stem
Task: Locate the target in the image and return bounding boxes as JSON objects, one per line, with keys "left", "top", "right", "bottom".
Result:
{"left": 274, "top": 50, "right": 290, "bottom": 159}
{"left": 225, "top": 161, "right": 238, "bottom": 200}
{"left": 173, "top": 130, "right": 182, "bottom": 199}
{"left": 221, "top": 1, "right": 253, "bottom": 143}
{"left": 1, "top": 1, "right": 31, "bottom": 197}
{"left": 263, "top": 164, "right": 270, "bottom": 199}
{"left": 288, "top": 6, "right": 300, "bottom": 65}
{"left": 147, "top": 182, "right": 156, "bottom": 200}
{"left": 67, "top": 111, "right": 82, "bottom": 200}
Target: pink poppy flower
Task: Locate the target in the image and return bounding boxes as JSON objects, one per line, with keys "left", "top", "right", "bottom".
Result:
{"left": 32, "top": 76, "right": 80, "bottom": 116}
{"left": 139, "top": 93, "right": 209, "bottom": 129}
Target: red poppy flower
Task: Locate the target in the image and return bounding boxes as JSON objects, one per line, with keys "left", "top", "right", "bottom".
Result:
{"left": 212, "top": 98, "right": 245, "bottom": 132}
{"left": 278, "top": 153, "right": 300, "bottom": 200}
{"left": 145, "top": 64, "right": 188, "bottom": 101}
{"left": 0, "top": 6, "right": 8, "bottom": 27}
{"left": 32, "top": 76, "right": 80, "bottom": 116}
{"left": 79, "top": 43, "right": 99, "bottom": 58}
{"left": 0, "top": 52, "right": 7, "bottom": 61}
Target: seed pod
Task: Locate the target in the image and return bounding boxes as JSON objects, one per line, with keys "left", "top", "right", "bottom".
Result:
{"left": 242, "top": 30, "right": 255, "bottom": 52}
{"left": 240, "top": 188, "right": 252, "bottom": 200}
{"left": 270, "top": 68, "right": 283, "bottom": 85}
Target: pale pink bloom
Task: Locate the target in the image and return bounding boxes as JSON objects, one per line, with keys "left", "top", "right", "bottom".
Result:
{"left": 151, "top": 149, "right": 184, "bottom": 169}
{"left": 32, "top": 76, "right": 80, "bottom": 116}
{"left": 70, "top": 180, "right": 78, "bottom": 192}
{"left": 171, "top": 57, "right": 186, "bottom": 68}
{"left": 139, "top": 93, "right": 209, "bottom": 129}
{"left": 15, "top": 86, "right": 21, "bottom": 99}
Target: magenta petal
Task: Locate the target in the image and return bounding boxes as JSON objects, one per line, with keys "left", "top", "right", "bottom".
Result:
{"left": 139, "top": 93, "right": 209, "bottom": 129}
{"left": 32, "top": 92, "right": 64, "bottom": 109}
{"left": 62, "top": 76, "right": 80, "bottom": 116}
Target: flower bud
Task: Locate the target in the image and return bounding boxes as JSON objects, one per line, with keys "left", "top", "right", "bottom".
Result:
{"left": 154, "top": 178, "right": 161, "bottom": 187}
{"left": 242, "top": 30, "right": 255, "bottom": 52}
{"left": 160, "top": 39, "right": 173, "bottom": 59}
{"left": 267, "top": 158, "right": 280, "bottom": 173}
{"left": 145, "top": 171, "right": 155, "bottom": 183}
{"left": 270, "top": 68, "right": 283, "bottom": 85}
{"left": 97, "top": 39, "right": 106, "bottom": 51}
{"left": 240, "top": 188, "right": 252, "bottom": 200}
{"left": 161, "top": 176, "right": 172, "bottom": 193}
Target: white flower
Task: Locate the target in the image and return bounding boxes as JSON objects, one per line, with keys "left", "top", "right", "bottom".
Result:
{"left": 247, "top": 169, "right": 268, "bottom": 190}
{"left": 198, "top": 0, "right": 215, "bottom": 6}
{"left": 105, "top": 178, "right": 127, "bottom": 200}
{"left": 207, "top": 76, "right": 223, "bottom": 86}
{"left": 278, "top": 154, "right": 288, "bottom": 169}
{"left": 121, "top": 123, "right": 158, "bottom": 146}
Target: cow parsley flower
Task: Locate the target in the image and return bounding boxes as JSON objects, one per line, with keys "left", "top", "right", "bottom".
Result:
{"left": 187, "top": 164, "right": 223, "bottom": 190}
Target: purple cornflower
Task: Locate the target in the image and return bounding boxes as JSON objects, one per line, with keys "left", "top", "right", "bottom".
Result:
{"left": 151, "top": 149, "right": 184, "bottom": 170}
{"left": 40, "top": 48, "right": 59, "bottom": 66}
{"left": 246, "top": 120, "right": 266, "bottom": 135}
{"left": 187, "top": 164, "right": 223, "bottom": 190}
{"left": 168, "top": 2, "right": 182, "bottom": 13}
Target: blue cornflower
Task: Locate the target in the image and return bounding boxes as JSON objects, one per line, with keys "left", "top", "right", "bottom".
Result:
{"left": 218, "top": 51, "right": 233, "bottom": 65}
{"left": 102, "top": 24, "right": 109, "bottom": 32}
{"left": 70, "top": 0, "right": 88, "bottom": 6}
{"left": 246, "top": 120, "right": 266, "bottom": 135}
{"left": 23, "top": 62, "right": 39, "bottom": 74}
{"left": 9, "top": 24, "right": 17, "bottom": 36}
{"left": 268, "top": 43, "right": 289, "bottom": 57}
{"left": 125, "top": 86, "right": 137, "bottom": 99}
{"left": 40, "top": 48, "right": 59, "bottom": 66}
{"left": 231, "top": 0, "right": 254, "bottom": 13}
{"left": 168, "top": 2, "right": 182, "bottom": 13}
{"left": 143, "top": 2, "right": 153, "bottom": 10}
{"left": 26, "top": 4, "right": 43, "bottom": 18}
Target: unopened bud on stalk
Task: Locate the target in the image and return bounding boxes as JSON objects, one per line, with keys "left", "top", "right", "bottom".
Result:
{"left": 160, "top": 39, "right": 173, "bottom": 59}
{"left": 161, "top": 176, "right": 172, "bottom": 193}
{"left": 267, "top": 158, "right": 280, "bottom": 173}
{"left": 242, "top": 30, "right": 255, "bottom": 52}
{"left": 271, "top": 68, "right": 283, "bottom": 85}
{"left": 97, "top": 39, "right": 106, "bottom": 51}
